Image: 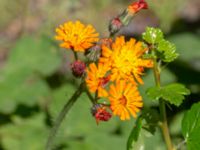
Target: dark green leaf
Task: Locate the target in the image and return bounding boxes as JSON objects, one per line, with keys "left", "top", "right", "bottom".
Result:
{"left": 182, "top": 102, "right": 200, "bottom": 150}
{"left": 142, "top": 27, "right": 163, "bottom": 44}
{"left": 142, "top": 109, "right": 159, "bottom": 134}
{"left": 128, "top": 127, "right": 166, "bottom": 150}
{"left": 146, "top": 83, "right": 190, "bottom": 106}
{"left": 0, "top": 114, "right": 48, "bottom": 150}
{"left": 157, "top": 39, "right": 179, "bottom": 62}
{"left": 169, "top": 33, "right": 200, "bottom": 61}
{"left": 127, "top": 117, "right": 143, "bottom": 150}
{"left": 0, "top": 66, "right": 50, "bottom": 114}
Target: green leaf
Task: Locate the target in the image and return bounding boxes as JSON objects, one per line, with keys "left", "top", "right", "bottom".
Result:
{"left": 169, "top": 33, "right": 200, "bottom": 62}
{"left": 139, "top": 69, "right": 176, "bottom": 107}
{"left": 157, "top": 39, "right": 179, "bottom": 62}
{"left": 170, "top": 112, "right": 184, "bottom": 136}
{"left": 146, "top": 83, "right": 190, "bottom": 106}
{"left": 142, "top": 109, "right": 159, "bottom": 134}
{"left": 182, "top": 102, "right": 200, "bottom": 150}
{"left": 7, "top": 36, "right": 62, "bottom": 76}
{"left": 0, "top": 113, "right": 48, "bottom": 150}
{"left": 127, "top": 117, "right": 143, "bottom": 150}
{"left": 0, "top": 66, "right": 50, "bottom": 114}
{"left": 142, "top": 27, "right": 163, "bottom": 44}
{"left": 128, "top": 127, "right": 166, "bottom": 150}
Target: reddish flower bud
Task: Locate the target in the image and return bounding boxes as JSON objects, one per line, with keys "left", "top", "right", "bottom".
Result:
{"left": 85, "top": 38, "right": 112, "bottom": 62}
{"left": 71, "top": 60, "right": 86, "bottom": 78}
{"left": 128, "top": 0, "right": 148, "bottom": 14}
{"left": 85, "top": 44, "right": 101, "bottom": 62}
{"left": 109, "top": 17, "right": 123, "bottom": 36}
{"left": 91, "top": 104, "right": 112, "bottom": 124}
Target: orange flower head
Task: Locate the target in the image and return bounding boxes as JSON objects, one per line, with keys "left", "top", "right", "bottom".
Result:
{"left": 109, "top": 80, "right": 143, "bottom": 120}
{"left": 55, "top": 21, "right": 99, "bottom": 52}
{"left": 86, "top": 63, "right": 110, "bottom": 97}
{"left": 100, "top": 36, "right": 153, "bottom": 84}
{"left": 128, "top": 0, "right": 148, "bottom": 14}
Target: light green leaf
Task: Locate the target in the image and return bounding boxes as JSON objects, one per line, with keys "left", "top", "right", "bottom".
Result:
{"left": 142, "top": 27, "right": 163, "bottom": 44}
{"left": 0, "top": 66, "right": 50, "bottom": 114}
{"left": 0, "top": 113, "right": 48, "bottom": 150}
{"left": 146, "top": 83, "right": 190, "bottom": 106}
{"left": 182, "top": 102, "right": 200, "bottom": 150}
{"left": 127, "top": 117, "right": 143, "bottom": 150}
{"left": 7, "top": 36, "right": 62, "bottom": 76}
{"left": 157, "top": 39, "right": 179, "bottom": 62}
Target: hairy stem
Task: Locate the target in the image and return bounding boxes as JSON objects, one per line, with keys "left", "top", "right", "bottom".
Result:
{"left": 46, "top": 82, "right": 84, "bottom": 150}
{"left": 73, "top": 51, "right": 78, "bottom": 60}
{"left": 85, "top": 88, "right": 96, "bottom": 104}
{"left": 153, "top": 59, "right": 174, "bottom": 150}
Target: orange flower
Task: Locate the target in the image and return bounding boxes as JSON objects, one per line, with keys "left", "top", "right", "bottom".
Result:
{"left": 109, "top": 80, "right": 143, "bottom": 120}
{"left": 128, "top": 0, "right": 148, "bottom": 14}
{"left": 100, "top": 36, "right": 153, "bottom": 84}
{"left": 85, "top": 63, "right": 110, "bottom": 97}
{"left": 55, "top": 21, "right": 99, "bottom": 52}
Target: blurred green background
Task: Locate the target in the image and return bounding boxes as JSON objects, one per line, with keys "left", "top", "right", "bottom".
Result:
{"left": 0, "top": 0, "right": 199, "bottom": 150}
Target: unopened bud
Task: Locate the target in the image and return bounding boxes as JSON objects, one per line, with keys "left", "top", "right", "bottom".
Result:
{"left": 91, "top": 104, "right": 112, "bottom": 124}
{"left": 86, "top": 38, "right": 112, "bottom": 62}
{"left": 71, "top": 60, "right": 86, "bottom": 78}
{"left": 85, "top": 44, "right": 101, "bottom": 62}
{"left": 108, "top": 0, "right": 148, "bottom": 35}
{"left": 109, "top": 17, "right": 123, "bottom": 36}
{"left": 128, "top": 0, "right": 148, "bottom": 14}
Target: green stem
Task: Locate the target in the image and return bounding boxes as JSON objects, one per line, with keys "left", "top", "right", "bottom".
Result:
{"left": 46, "top": 82, "right": 84, "bottom": 150}
{"left": 153, "top": 59, "right": 174, "bottom": 150}
{"left": 85, "top": 88, "right": 96, "bottom": 104}
{"left": 73, "top": 51, "right": 78, "bottom": 60}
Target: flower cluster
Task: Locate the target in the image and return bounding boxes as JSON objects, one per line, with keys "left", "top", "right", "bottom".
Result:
{"left": 86, "top": 36, "right": 153, "bottom": 120}
{"left": 55, "top": 0, "right": 151, "bottom": 122}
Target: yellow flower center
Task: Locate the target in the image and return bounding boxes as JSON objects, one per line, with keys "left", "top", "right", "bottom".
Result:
{"left": 113, "top": 48, "right": 135, "bottom": 74}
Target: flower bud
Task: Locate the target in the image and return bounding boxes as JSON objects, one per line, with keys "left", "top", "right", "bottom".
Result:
{"left": 108, "top": 0, "right": 148, "bottom": 35}
{"left": 85, "top": 44, "right": 101, "bottom": 62}
{"left": 71, "top": 60, "right": 86, "bottom": 78}
{"left": 85, "top": 38, "right": 112, "bottom": 62}
{"left": 109, "top": 17, "right": 123, "bottom": 36}
{"left": 128, "top": 0, "right": 148, "bottom": 14}
{"left": 91, "top": 104, "right": 112, "bottom": 124}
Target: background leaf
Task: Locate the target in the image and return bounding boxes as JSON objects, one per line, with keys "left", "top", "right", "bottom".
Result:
{"left": 0, "top": 66, "right": 50, "bottom": 114}
{"left": 127, "top": 117, "right": 143, "bottom": 150}
{"left": 7, "top": 36, "right": 62, "bottom": 76}
{"left": 182, "top": 102, "right": 200, "bottom": 150}
{"left": 0, "top": 114, "right": 48, "bottom": 150}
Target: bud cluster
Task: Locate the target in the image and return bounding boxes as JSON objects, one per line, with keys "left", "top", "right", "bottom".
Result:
{"left": 109, "top": 0, "right": 148, "bottom": 36}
